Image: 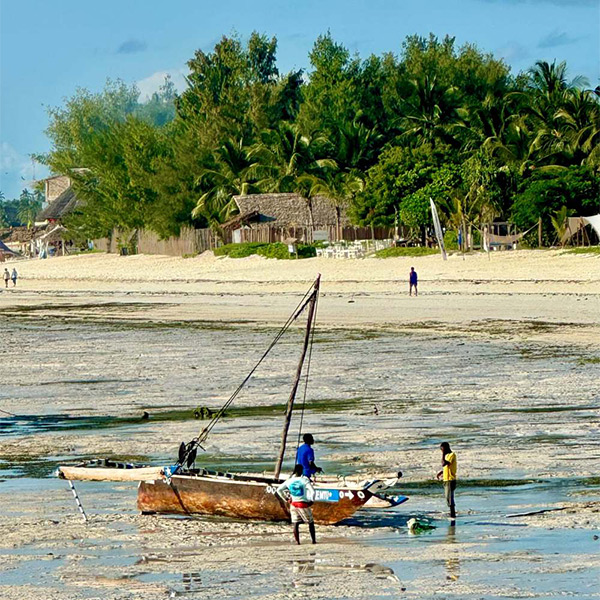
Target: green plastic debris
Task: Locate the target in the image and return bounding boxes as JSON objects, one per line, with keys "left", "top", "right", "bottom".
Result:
{"left": 407, "top": 517, "right": 436, "bottom": 533}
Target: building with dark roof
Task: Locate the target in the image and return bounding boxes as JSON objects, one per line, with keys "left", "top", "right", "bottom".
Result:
{"left": 230, "top": 193, "right": 349, "bottom": 229}
{"left": 37, "top": 186, "right": 79, "bottom": 223}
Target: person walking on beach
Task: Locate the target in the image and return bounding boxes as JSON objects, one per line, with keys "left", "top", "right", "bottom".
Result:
{"left": 296, "top": 433, "right": 322, "bottom": 479}
{"left": 409, "top": 267, "right": 418, "bottom": 296}
{"left": 3, "top": 268, "right": 9, "bottom": 289}
{"left": 276, "top": 464, "right": 317, "bottom": 545}
{"left": 11, "top": 267, "right": 18, "bottom": 287}
{"left": 436, "top": 442, "right": 457, "bottom": 518}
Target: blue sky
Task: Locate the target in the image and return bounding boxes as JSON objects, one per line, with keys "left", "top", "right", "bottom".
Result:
{"left": 1, "top": 0, "right": 598, "bottom": 198}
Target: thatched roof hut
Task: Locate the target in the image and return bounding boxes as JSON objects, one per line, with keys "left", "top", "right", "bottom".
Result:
{"left": 37, "top": 186, "right": 79, "bottom": 222}
{"left": 3, "top": 226, "right": 64, "bottom": 244}
{"left": 230, "top": 194, "right": 349, "bottom": 229}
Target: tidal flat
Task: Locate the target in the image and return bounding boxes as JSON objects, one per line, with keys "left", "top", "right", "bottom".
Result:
{"left": 0, "top": 312, "right": 599, "bottom": 599}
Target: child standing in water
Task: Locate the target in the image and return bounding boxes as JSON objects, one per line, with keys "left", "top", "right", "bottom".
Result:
{"left": 276, "top": 464, "right": 317, "bottom": 544}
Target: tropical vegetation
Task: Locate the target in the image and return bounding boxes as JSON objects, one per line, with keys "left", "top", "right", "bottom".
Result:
{"left": 3, "top": 32, "right": 599, "bottom": 246}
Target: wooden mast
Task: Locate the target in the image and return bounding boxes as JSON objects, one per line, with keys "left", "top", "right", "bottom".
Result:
{"left": 274, "top": 274, "right": 320, "bottom": 479}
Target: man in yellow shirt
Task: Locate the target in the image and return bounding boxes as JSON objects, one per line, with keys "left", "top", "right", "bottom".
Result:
{"left": 436, "top": 441, "right": 457, "bottom": 518}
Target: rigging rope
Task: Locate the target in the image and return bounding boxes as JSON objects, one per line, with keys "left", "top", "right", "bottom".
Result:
{"left": 295, "top": 291, "right": 319, "bottom": 455}
{"left": 176, "top": 279, "right": 320, "bottom": 470}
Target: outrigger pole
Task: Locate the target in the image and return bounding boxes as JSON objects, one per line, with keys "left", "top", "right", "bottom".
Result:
{"left": 67, "top": 479, "right": 88, "bottom": 522}
{"left": 274, "top": 274, "right": 320, "bottom": 479}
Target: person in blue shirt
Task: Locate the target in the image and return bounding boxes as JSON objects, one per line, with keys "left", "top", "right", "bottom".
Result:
{"left": 276, "top": 464, "right": 316, "bottom": 544}
{"left": 296, "top": 433, "right": 322, "bottom": 479}
{"left": 409, "top": 267, "right": 418, "bottom": 296}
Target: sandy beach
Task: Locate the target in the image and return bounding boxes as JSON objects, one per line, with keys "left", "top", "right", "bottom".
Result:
{"left": 0, "top": 249, "right": 599, "bottom": 599}
{"left": 2, "top": 249, "right": 600, "bottom": 344}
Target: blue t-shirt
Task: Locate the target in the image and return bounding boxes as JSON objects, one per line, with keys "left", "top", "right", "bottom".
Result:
{"left": 296, "top": 443, "right": 316, "bottom": 477}
{"left": 410, "top": 271, "right": 418, "bottom": 284}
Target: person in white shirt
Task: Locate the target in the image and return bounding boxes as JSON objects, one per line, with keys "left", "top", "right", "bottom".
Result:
{"left": 276, "top": 464, "right": 317, "bottom": 544}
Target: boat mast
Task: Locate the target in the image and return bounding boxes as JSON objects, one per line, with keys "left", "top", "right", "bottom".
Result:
{"left": 274, "top": 274, "right": 320, "bottom": 479}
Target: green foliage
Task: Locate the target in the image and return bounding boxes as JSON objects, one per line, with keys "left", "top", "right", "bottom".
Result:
{"left": 0, "top": 197, "right": 21, "bottom": 227}
{"left": 374, "top": 246, "right": 438, "bottom": 258}
{"left": 512, "top": 167, "right": 600, "bottom": 242}
{"left": 37, "top": 31, "right": 599, "bottom": 248}
{"left": 16, "top": 189, "right": 44, "bottom": 227}
{"left": 213, "top": 242, "right": 290, "bottom": 259}
{"left": 443, "top": 229, "right": 459, "bottom": 250}
{"left": 297, "top": 243, "right": 317, "bottom": 258}
{"left": 565, "top": 246, "right": 600, "bottom": 255}
{"left": 212, "top": 241, "right": 321, "bottom": 259}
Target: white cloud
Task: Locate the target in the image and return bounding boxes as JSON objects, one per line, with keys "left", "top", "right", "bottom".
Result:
{"left": 136, "top": 68, "right": 188, "bottom": 101}
{"left": 496, "top": 42, "right": 531, "bottom": 65}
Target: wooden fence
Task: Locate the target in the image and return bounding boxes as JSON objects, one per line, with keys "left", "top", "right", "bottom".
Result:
{"left": 222, "top": 225, "right": 396, "bottom": 244}
{"left": 94, "top": 227, "right": 217, "bottom": 256}
{"left": 94, "top": 225, "right": 397, "bottom": 257}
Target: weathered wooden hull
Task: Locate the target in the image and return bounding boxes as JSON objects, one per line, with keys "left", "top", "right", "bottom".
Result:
{"left": 137, "top": 473, "right": 373, "bottom": 525}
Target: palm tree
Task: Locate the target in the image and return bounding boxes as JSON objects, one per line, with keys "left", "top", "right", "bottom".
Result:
{"left": 192, "top": 138, "right": 260, "bottom": 231}
{"left": 555, "top": 88, "right": 600, "bottom": 166}
{"left": 399, "top": 74, "right": 463, "bottom": 147}
{"left": 309, "top": 169, "right": 364, "bottom": 240}
{"left": 252, "top": 123, "right": 332, "bottom": 192}
{"left": 17, "top": 189, "right": 43, "bottom": 228}
{"left": 551, "top": 205, "right": 571, "bottom": 246}
{"left": 252, "top": 123, "right": 336, "bottom": 240}
{"left": 333, "top": 116, "right": 383, "bottom": 171}
{"left": 0, "top": 191, "right": 7, "bottom": 228}
{"left": 516, "top": 61, "right": 590, "bottom": 168}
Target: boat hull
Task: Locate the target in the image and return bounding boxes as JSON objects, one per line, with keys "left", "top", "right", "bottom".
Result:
{"left": 58, "top": 465, "right": 163, "bottom": 482}
{"left": 137, "top": 474, "right": 373, "bottom": 525}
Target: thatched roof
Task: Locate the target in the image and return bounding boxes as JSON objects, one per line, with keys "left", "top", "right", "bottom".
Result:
{"left": 231, "top": 194, "right": 349, "bottom": 228}
{"left": 1, "top": 226, "right": 45, "bottom": 243}
{"left": 37, "top": 186, "right": 79, "bottom": 221}
{"left": 221, "top": 210, "right": 261, "bottom": 231}
{"left": 0, "top": 225, "right": 65, "bottom": 244}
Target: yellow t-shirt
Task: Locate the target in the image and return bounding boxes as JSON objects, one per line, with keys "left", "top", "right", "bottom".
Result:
{"left": 443, "top": 452, "right": 457, "bottom": 481}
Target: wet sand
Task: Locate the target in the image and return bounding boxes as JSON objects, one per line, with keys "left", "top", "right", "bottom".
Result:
{"left": 0, "top": 250, "right": 599, "bottom": 598}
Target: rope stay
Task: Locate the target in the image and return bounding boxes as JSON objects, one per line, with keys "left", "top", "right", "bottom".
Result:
{"left": 295, "top": 291, "right": 319, "bottom": 454}
{"left": 175, "top": 277, "right": 320, "bottom": 472}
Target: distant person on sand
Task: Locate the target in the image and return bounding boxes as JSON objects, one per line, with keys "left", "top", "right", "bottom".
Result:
{"left": 436, "top": 442, "right": 457, "bottom": 518}
{"left": 296, "top": 433, "right": 322, "bottom": 479}
{"left": 409, "top": 267, "right": 418, "bottom": 296}
{"left": 11, "top": 268, "right": 17, "bottom": 287}
{"left": 276, "top": 464, "right": 317, "bottom": 545}
{"left": 3, "top": 268, "right": 9, "bottom": 289}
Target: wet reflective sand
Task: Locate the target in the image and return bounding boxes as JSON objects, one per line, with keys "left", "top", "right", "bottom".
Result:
{"left": 1, "top": 288, "right": 599, "bottom": 599}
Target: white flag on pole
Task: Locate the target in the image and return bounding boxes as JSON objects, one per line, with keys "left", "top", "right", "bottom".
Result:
{"left": 430, "top": 198, "right": 447, "bottom": 261}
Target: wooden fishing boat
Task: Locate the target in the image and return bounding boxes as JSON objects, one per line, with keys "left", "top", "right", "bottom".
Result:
{"left": 138, "top": 471, "right": 397, "bottom": 525}
{"left": 57, "top": 276, "right": 407, "bottom": 524}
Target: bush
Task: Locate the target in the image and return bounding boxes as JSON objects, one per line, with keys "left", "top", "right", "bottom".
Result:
{"left": 297, "top": 243, "right": 317, "bottom": 258}
{"left": 443, "top": 230, "right": 459, "bottom": 250}
{"left": 213, "top": 241, "right": 326, "bottom": 259}
{"left": 565, "top": 246, "right": 600, "bottom": 255}
{"left": 256, "top": 242, "right": 290, "bottom": 259}
{"left": 374, "top": 246, "right": 439, "bottom": 258}
{"left": 214, "top": 242, "right": 269, "bottom": 258}
{"left": 213, "top": 242, "right": 291, "bottom": 259}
